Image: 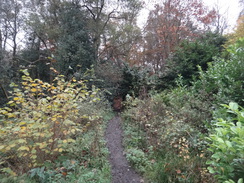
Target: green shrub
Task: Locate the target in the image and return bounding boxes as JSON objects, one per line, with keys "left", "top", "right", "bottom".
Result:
{"left": 193, "top": 38, "right": 244, "bottom": 106}
{"left": 207, "top": 102, "right": 244, "bottom": 182}
{"left": 126, "top": 148, "right": 149, "bottom": 173}
{"left": 119, "top": 64, "right": 156, "bottom": 98}
{"left": 157, "top": 32, "right": 226, "bottom": 89}
{"left": 0, "top": 69, "right": 100, "bottom": 174}
{"left": 122, "top": 94, "right": 215, "bottom": 182}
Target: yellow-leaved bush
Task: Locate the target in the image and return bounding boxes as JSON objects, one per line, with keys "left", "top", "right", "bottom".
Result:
{"left": 0, "top": 70, "right": 100, "bottom": 174}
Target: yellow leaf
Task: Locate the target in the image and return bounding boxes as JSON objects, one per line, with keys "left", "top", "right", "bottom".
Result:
{"left": 4, "top": 107, "right": 12, "bottom": 111}
{"left": 18, "top": 146, "right": 29, "bottom": 151}
{"left": 67, "top": 139, "right": 75, "bottom": 143}
{"left": 48, "top": 139, "right": 53, "bottom": 143}
{"left": 5, "top": 146, "right": 11, "bottom": 151}
{"left": 7, "top": 113, "right": 16, "bottom": 118}
{"left": 59, "top": 148, "right": 63, "bottom": 152}
{"left": 21, "top": 126, "right": 26, "bottom": 130}
{"left": 31, "top": 88, "right": 37, "bottom": 92}
{"left": 9, "top": 144, "right": 15, "bottom": 148}
{"left": 51, "top": 117, "right": 57, "bottom": 121}
{"left": 7, "top": 101, "right": 14, "bottom": 105}
{"left": 71, "top": 129, "right": 76, "bottom": 134}
{"left": 22, "top": 82, "right": 28, "bottom": 86}
{"left": 63, "top": 140, "right": 68, "bottom": 143}
{"left": 13, "top": 97, "right": 19, "bottom": 101}
{"left": 39, "top": 143, "right": 47, "bottom": 148}
{"left": 19, "top": 122, "right": 26, "bottom": 126}
{"left": 0, "top": 110, "right": 8, "bottom": 115}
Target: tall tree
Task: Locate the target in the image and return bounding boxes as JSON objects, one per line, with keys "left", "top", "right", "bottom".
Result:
{"left": 23, "top": 1, "right": 94, "bottom": 75}
{"left": 81, "top": 0, "right": 143, "bottom": 62}
{"left": 225, "top": 1, "right": 244, "bottom": 46}
{"left": 140, "top": 0, "right": 218, "bottom": 72}
{"left": 0, "top": 0, "right": 24, "bottom": 57}
{"left": 158, "top": 32, "right": 227, "bottom": 88}
{"left": 55, "top": 2, "right": 95, "bottom": 74}
{"left": 24, "top": 0, "right": 142, "bottom": 72}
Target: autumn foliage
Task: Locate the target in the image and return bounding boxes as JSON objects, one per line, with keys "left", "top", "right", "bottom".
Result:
{"left": 131, "top": 0, "right": 218, "bottom": 72}
{"left": 0, "top": 70, "right": 100, "bottom": 174}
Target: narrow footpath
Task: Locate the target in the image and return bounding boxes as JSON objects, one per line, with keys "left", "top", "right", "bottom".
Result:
{"left": 105, "top": 116, "right": 144, "bottom": 183}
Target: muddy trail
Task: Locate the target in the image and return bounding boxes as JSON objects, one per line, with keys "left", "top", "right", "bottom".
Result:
{"left": 105, "top": 115, "right": 144, "bottom": 183}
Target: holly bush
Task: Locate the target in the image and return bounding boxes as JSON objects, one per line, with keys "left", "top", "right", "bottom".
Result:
{"left": 0, "top": 69, "right": 100, "bottom": 174}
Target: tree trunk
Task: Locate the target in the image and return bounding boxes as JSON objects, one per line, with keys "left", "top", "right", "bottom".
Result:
{"left": 0, "top": 30, "right": 2, "bottom": 55}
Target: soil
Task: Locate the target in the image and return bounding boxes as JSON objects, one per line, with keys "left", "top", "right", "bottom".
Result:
{"left": 105, "top": 115, "right": 144, "bottom": 183}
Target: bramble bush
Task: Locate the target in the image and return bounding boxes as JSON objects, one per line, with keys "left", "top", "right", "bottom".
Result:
{"left": 122, "top": 93, "right": 215, "bottom": 182}
{"left": 0, "top": 69, "right": 100, "bottom": 175}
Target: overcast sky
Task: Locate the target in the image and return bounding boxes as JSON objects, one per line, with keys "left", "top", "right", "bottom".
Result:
{"left": 204, "top": 0, "right": 242, "bottom": 31}
{"left": 138, "top": 0, "right": 242, "bottom": 33}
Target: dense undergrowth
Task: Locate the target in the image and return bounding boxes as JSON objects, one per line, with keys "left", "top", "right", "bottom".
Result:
{"left": 0, "top": 34, "right": 243, "bottom": 183}
{"left": 122, "top": 38, "right": 244, "bottom": 183}
{"left": 0, "top": 70, "right": 114, "bottom": 183}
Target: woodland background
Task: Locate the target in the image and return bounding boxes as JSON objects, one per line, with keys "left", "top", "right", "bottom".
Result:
{"left": 0, "top": 0, "right": 243, "bottom": 182}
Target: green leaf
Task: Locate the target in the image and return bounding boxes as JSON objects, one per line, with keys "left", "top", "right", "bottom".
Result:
{"left": 217, "top": 137, "right": 225, "bottom": 144}
{"left": 1, "top": 167, "right": 17, "bottom": 176}
{"left": 212, "top": 153, "right": 221, "bottom": 160}
{"left": 206, "top": 160, "right": 213, "bottom": 165}
{"left": 31, "top": 149, "right": 37, "bottom": 154}
{"left": 18, "top": 139, "right": 27, "bottom": 143}
{"left": 236, "top": 122, "right": 242, "bottom": 127}
{"left": 225, "top": 141, "right": 232, "bottom": 148}
{"left": 224, "top": 180, "right": 235, "bottom": 183}
{"left": 229, "top": 102, "right": 238, "bottom": 111}
{"left": 207, "top": 167, "right": 215, "bottom": 174}
{"left": 22, "top": 69, "right": 30, "bottom": 76}
{"left": 240, "top": 112, "right": 244, "bottom": 118}
{"left": 238, "top": 178, "right": 243, "bottom": 183}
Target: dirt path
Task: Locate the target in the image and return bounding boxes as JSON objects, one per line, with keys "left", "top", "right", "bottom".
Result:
{"left": 105, "top": 115, "right": 144, "bottom": 183}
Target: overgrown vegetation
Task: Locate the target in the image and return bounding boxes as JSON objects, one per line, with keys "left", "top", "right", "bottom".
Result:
{"left": 121, "top": 37, "right": 244, "bottom": 183}
{"left": 207, "top": 102, "right": 244, "bottom": 182}
{"left": 0, "top": 70, "right": 113, "bottom": 182}
{"left": 0, "top": 0, "right": 243, "bottom": 182}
